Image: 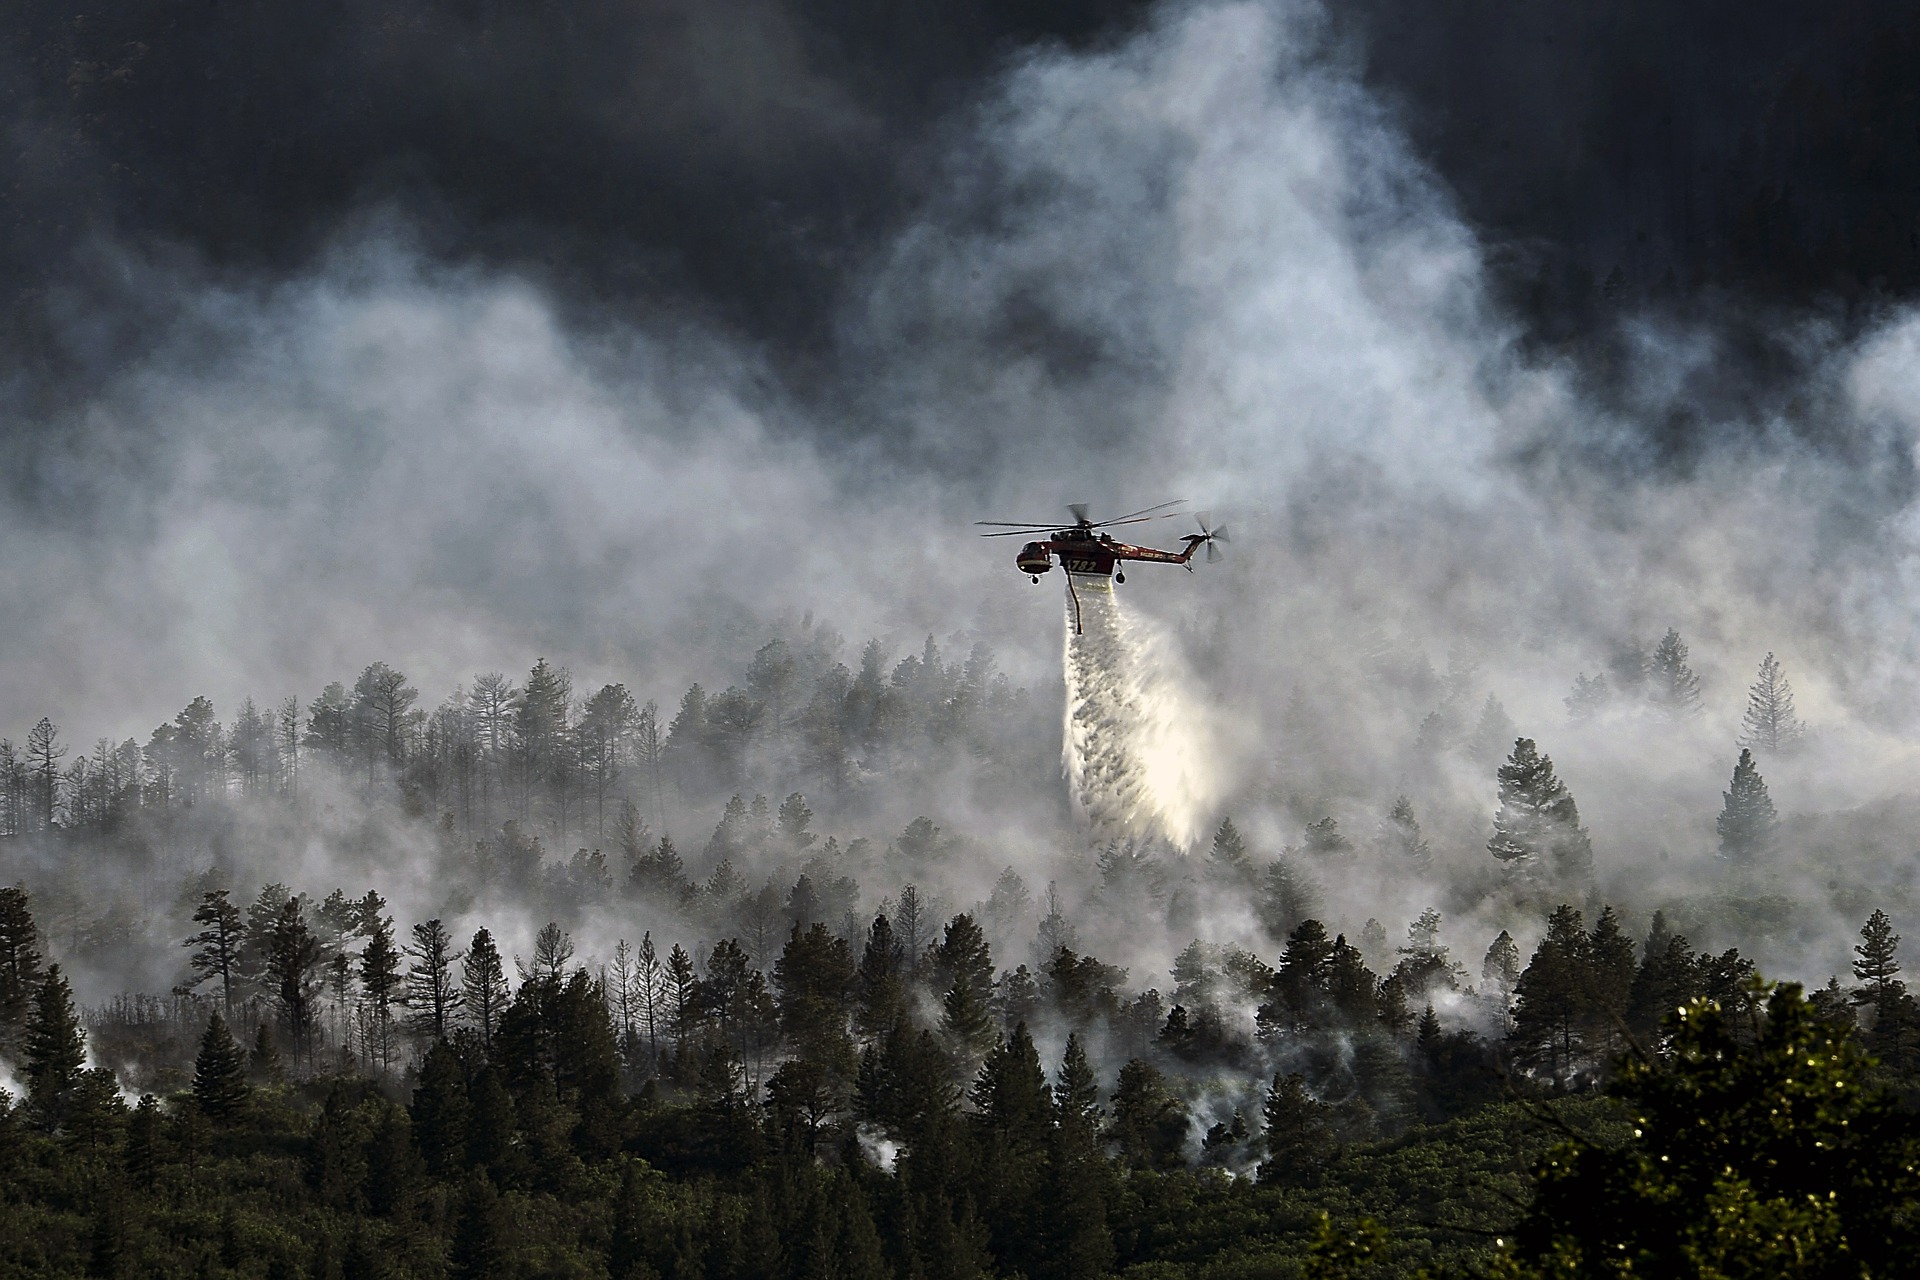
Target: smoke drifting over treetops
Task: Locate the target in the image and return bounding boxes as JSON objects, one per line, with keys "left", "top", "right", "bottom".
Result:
{"left": 4, "top": 0, "right": 1920, "bottom": 998}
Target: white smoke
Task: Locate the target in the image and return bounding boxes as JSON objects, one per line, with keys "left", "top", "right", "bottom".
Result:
{"left": 1062, "top": 574, "right": 1222, "bottom": 850}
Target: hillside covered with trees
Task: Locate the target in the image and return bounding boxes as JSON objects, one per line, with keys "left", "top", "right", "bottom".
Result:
{"left": 0, "top": 628, "right": 1913, "bottom": 1276}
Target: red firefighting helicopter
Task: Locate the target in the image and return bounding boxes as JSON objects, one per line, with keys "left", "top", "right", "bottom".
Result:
{"left": 976, "top": 500, "right": 1227, "bottom": 632}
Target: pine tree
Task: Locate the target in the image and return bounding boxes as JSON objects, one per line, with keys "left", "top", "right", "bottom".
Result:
{"left": 0, "top": 886, "right": 43, "bottom": 1041}
{"left": 1259, "top": 1072, "right": 1331, "bottom": 1185}
{"left": 185, "top": 889, "right": 244, "bottom": 1011}
{"left": 777, "top": 791, "right": 816, "bottom": 853}
{"left": 773, "top": 922, "right": 856, "bottom": 1075}
{"left": 1564, "top": 671, "right": 1610, "bottom": 721}
{"left": 1716, "top": 749, "right": 1778, "bottom": 863}
{"left": 24, "top": 965, "right": 85, "bottom": 1130}
{"left": 1851, "top": 910, "right": 1905, "bottom": 1037}
{"left": 250, "top": 1023, "right": 282, "bottom": 1083}
{"left": 1466, "top": 694, "right": 1517, "bottom": 764}
{"left": 1645, "top": 628, "right": 1702, "bottom": 717}
{"left": 125, "top": 1095, "right": 161, "bottom": 1189}
{"left": 1206, "top": 817, "right": 1252, "bottom": 883}
{"left": 1488, "top": 739, "right": 1593, "bottom": 881}
{"left": 1259, "top": 856, "right": 1323, "bottom": 943}
{"left": 448, "top": 1172, "right": 510, "bottom": 1280}
{"left": 1510, "top": 906, "right": 1588, "bottom": 1086}
{"left": 1107, "top": 1059, "right": 1188, "bottom": 1170}
{"left": 462, "top": 929, "right": 509, "bottom": 1048}
{"left": 1582, "top": 906, "right": 1639, "bottom": 1056}
{"left": 268, "top": 898, "right": 323, "bottom": 1064}
{"left": 410, "top": 1039, "right": 470, "bottom": 1177}
{"left": 934, "top": 914, "right": 996, "bottom": 1068}
{"left": 193, "top": 1013, "right": 251, "bottom": 1122}
{"left": 404, "top": 918, "right": 463, "bottom": 1040}
{"left": 360, "top": 915, "right": 402, "bottom": 1070}
{"left": 24, "top": 718, "right": 65, "bottom": 830}
{"left": 855, "top": 914, "right": 906, "bottom": 1038}
{"left": 1302, "top": 817, "right": 1351, "bottom": 859}
{"left": 1739, "top": 652, "right": 1804, "bottom": 753}
{"left": 1378, "top": 797, "right": 1431, "bottom": 868}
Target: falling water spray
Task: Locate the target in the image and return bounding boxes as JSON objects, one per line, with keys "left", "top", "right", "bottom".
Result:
{"left": 1061, "top": 573, "right": 1218, "bottom": 851}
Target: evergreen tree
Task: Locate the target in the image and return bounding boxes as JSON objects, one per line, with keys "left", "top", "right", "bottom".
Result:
{"left": 1488, "top": 738, "right": 1593, "bottom": 881}
{"left": 0, "top": 886, "right": 43, "bottom": 1041}
{"left": 1510, "top": 906, "right": 1587, "bottom": 1086}
{"left": 1259, "top": 1072, "right": 1331, "bottom": 1185}
{"left": 855, "top": 914, "right": 906, "bottom": 1038}
{"left": 934, "top": 914, "right": 996, "bottom": 1068}
{"left": 1107, "top": 1059, "right": 1188, "bottom": 1170}
{"left": 1583, "top": 906, "right": 1639, "bottom": 1057}
{"left": 25, "top": 966, "right": 85, "bottom": 1130}
{"left": 192, "top": 1013, "right": 251, "bottom": 1123}
{"left": 1739, "top": 651, "right": 1804, "bottom": 753}
{"left": 1510, "top": 983, "right": 1920, "bottom": 1276}
{"left": 1851, "top": 909, "right": 1910, "bottom": 1066}
{"left": 68, "top": 1067, "right": 126, "bottom": 1155}
{"left": 364, "top": 1106, "right": 423, "bottom": 1219}
{"left": 1466, "top": 694, "right": 1516, "bottom": 764}
{"left": 1645, "top": 628, "right": 1703, "bottom": 717}
{"left": 448, "top": 1172, "right": 510, "bottom": 1280}
{"left": 777, "top": 791, "right": 816, "bottom": 853}
{"left": 125, "top": 1095, "right": 161, "bottom": 1190}
{"left": 1564, "top": 671, "right": 1610, "bottom": 721}
{"left": 1626, "top": 916, "right": 1701, "bottom": 1047}
{"left": 268, "top": 898, "right": 324, "bottom": 1063}
{"left": 1302, "top": 817, "right": 1351, "bottom": 859}
{"left": 1378, "top": 797, "right": 1430, "bottom": 868}
{"left": 461, "top": 929, "right": 510, "bottom": 1048}
{"left": 1258, "top": 856, "right": 1322, "bottom": 943}
{"left": 1038, "top": 1030, "right": 1117, "bottom": 1278}
{"left": 184, "top": 889, "right": 244, "bottom": 1011}
{"left": 403, "top": 918, "right": 463, "bottom": 1040}
{"left": 773, "top": 922, "right": 856, "bottom": 1075}
{"left": 360, "top": 914, "right": 402, "bottom": 1070}
{"left": 410, "top": 1039, "right": 470, "bottom": 1177}
{"left": 1716, "top": 748, "right": 1778, "bottom": 863}
{"left": 25, "top": 718, "right": 64, "bottom": 829}
{"left": 250, "top": 1023, "right": 282, "bottom": 1083}
{"left": 1206, "top": 817, "right": 1252, "bottom": 883}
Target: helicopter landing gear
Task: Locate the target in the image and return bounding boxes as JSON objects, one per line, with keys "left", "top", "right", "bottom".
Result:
{"left": 1114, "top": 570, "right": 1125, "bottom": 584}
{"left": 1031, "top": 575, "right": 1040, "bottom": 583}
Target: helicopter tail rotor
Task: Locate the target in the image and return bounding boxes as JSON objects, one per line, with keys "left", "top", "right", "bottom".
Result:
{"left": 1193, "top": 513, "right": 1229, "bottom": 563}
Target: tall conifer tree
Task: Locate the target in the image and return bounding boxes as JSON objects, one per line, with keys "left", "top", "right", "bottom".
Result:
{"left": 1739, "top": 652, "right": 1804, "bottom": 753}
{"left": 1488, "top": 739, "right": 1593, "bottom": 881}
{"left": 1716, "top": 749, "right": 1778, "bottom": 863}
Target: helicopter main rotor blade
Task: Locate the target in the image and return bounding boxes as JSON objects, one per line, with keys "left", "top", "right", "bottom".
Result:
{"left": 1094, "top": 498, "right": 1186, "bottom": 527}
{"left": 976, "top": 520, "right": 1069, "bottom": 528}
{"left": 1067, "top": 502, "right": 1092, "bottom": 525}
{"left": 979, "top": 528, "right": 1057, "bottom": 537}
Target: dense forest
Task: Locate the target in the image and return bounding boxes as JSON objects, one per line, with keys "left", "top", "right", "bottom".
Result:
{"left": 0, "top": 626, "right": 1913, "bottom": 1277}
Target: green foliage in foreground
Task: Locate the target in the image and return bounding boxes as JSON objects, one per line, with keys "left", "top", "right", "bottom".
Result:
{"left": 0, "top": 985, "right": 1912, "bottom": 1278}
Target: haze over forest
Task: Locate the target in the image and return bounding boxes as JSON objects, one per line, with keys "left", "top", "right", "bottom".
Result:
{"left": 3, "top": 1, "right": 1920, "bottom": 1276}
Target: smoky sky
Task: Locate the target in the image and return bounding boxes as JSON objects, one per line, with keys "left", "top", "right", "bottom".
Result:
{"left": 9, "top": 0, "right": 1920, "bottom": 449}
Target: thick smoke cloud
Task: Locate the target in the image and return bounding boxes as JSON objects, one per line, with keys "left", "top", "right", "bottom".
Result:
{"left": 5, "top": 0, "right": 1920, "bottom": 1005}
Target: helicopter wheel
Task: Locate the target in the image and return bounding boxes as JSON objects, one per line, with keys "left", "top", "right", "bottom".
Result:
{"left": 1031, "top": 575, "right": 1040, "bottom": 583}
{"left": 1115, "top": 571, "right": 1125, "bottom": 584}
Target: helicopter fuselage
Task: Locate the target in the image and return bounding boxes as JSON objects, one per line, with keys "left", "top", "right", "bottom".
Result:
{"left": 1016, "top": 527, "right": 1204, "bottom": 578}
